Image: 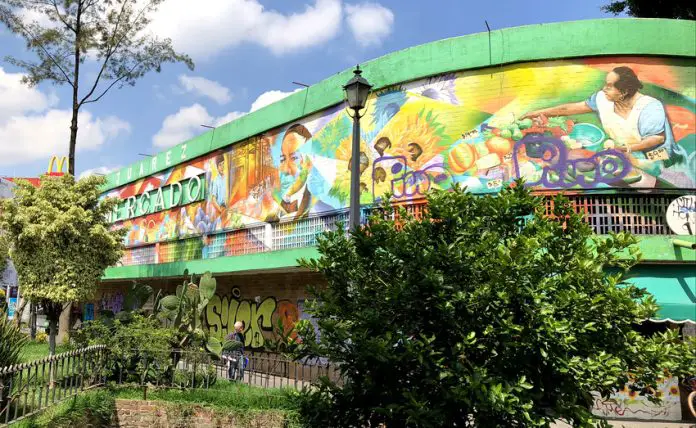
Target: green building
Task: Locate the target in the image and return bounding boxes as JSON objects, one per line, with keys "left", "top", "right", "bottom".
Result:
{"left": 96, "top": 17, "right": 695, "bottom": 376}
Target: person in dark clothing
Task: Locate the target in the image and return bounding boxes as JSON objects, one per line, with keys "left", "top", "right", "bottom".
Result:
{"left": 224, "top": 321, "right": 246, "bottom": 381}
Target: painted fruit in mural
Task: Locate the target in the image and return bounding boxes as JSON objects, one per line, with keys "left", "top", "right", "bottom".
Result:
{"left": 486, "top": 136, "right": 513, "bottom": 159}
{"left": 448, "top": 143, "right": 478, "bottom": 174}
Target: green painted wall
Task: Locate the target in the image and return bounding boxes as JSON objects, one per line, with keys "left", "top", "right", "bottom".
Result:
{"left": 102, "top": 18, "right": 696, "bottom": 192}
{"left": 103, "top": 246, "right": 319, "bottom": 280}
{"left": 103, "top": 235, "right": 694, "bottom": 280}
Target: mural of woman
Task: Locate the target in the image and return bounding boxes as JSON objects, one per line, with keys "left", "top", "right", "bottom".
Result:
{"left": 521, "top": 66, "right": 689, "bottom": 187}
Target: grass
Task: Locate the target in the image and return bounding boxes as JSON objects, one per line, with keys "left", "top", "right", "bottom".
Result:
{"left": 11, "top": 383, "right": 303, "bottom": 428}
{"left": 19, "top": 342, "right": 70, "bottom": 363}
{"left": 113, "top": 380, "right": 298, "bottom": 411}
{"left": 11, "top": 390, "right": 115, "bottom": 428}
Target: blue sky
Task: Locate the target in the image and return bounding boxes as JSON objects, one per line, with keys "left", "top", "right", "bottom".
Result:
{"left": 0, "top": 0, "right": 618, "bottom": 178}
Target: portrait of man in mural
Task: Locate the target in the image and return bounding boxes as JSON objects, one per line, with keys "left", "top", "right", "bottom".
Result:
{"left": 209, "top": 154, "right": 228, "bottom": 214}
{"left": 521, "top": 66, "right": 688, "bottom": 187}
{"left": 277, "top": 124, "right": 313, "bottom": 219}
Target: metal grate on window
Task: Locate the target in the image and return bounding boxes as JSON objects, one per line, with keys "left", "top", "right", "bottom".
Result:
{"left": 271, "top": 211, "right": 349, "bottom": 251}
{"left": 158, "top": 237, "right": 202, "bottom": 263}
{"left": 118, "top": 193, "right": 686, "bottom": 266}
{"left": 223, "top": 225, "right": 267, "bottom": 256}
{"left": 543, "top": 194, "right": 677, "bottom": 235}
{"left": 119, "top": 244, "right": 156, "bottom": 266}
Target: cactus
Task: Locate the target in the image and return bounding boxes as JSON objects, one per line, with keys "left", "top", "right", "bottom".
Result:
{"left": 157, "top": 271, "right": 231, "bottom": 357}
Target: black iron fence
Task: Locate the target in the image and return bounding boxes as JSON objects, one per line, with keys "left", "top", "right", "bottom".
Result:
{"left": 0, "top": 347, "right": 340, "bottom": 426}
{"left": 0, "top": 345, "right": 107, "bottom": 425}
{"left": 104, "top": 349, "right": 341, "bottom": 391}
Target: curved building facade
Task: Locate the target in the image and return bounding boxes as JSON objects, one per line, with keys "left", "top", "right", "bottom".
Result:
{"left": 95, "top": 18, "right": 695, "bottom": 356}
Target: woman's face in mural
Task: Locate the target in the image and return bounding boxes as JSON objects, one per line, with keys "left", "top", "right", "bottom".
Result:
{"left": 279, "top": 131, "right": 310, "bottom": 198}
{"left": 602, "top": 71, "right": 625, "bottom": 102}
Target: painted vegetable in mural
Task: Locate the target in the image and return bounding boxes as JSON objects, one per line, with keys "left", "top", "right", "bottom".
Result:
{"left": 105, "top": 57, "right": 696, "bottom": 254}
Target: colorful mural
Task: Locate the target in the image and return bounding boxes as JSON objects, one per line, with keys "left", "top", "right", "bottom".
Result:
{"left": 106, "top": 57, "right": 696, "bottom": 249}
{"left": 592, "top": 377, "right": 682, "bottom": 421}
{"left": 204, "top": 291, "right": 302, "bottom": 349}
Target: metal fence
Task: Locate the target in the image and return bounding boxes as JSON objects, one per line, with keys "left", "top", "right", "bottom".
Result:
{"left": 0, "top": 345, "right": 107, "bottom": 425}
{"left": 119, "top": 192, "right": 688, "bottom": 266}
{"left": 0, "top": 347, "right": 339, "bottom": 426}
{"left": 104, "top": 349, "right": 341, "bottom": 392}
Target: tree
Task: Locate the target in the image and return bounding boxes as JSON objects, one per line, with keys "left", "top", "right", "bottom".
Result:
{"left": 602, "top": 0, "right": 694, "bottom": 19}
{"left": 291, "top": 183, "right": 696, "bottom": 427}
{"left": 0, "top": 175, "right": 125, "bottom": 354}
{"left": 0, "top": 0, "right": 193, "bottom": 176}
{"left": 0, "top": 232, "right": 8, "bottom": 275}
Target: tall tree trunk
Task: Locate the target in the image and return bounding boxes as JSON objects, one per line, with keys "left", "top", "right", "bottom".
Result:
{"left": 29, "top": 302, "right": 36, "bottom": 340}
{"left": 57, "top": 303, "right": 72, "bottom": 345}
{"left": 48, "top": 306, "right": 58, "bottom": 355}
{"left": 12, "top": 297, "right": 27, "bottom": 327}
{"left": 68, "top": 0, "right": 83, "bottom": 177}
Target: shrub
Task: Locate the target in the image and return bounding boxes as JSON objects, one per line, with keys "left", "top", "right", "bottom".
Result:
{"left": 13, "top": 390, "right": 115, "bottom": 428}
{"left": 292, "top": 183, "right": 695, "bottom": 427}
{"left": 35, "top": 332, "right": 48, "bottom": 344}
{"left": 0, "top": 311, "right": 28, "bottom": 367}
{"left": 72, "top": 313, "right": 175, "bottom": 384}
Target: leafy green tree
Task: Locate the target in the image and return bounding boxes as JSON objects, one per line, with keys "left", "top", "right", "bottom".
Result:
{"left": 0, "top": 175, "right": 125, "bottom": 354}
{"left": 0, "top": 233, "right": 9, "bottom": 274}
{"left": 0, "top": 0, "right": 193, "bottom": 175}
{"left": 292, "top": 183, "right": 695, "bottom": 427}
{"left": 602, "top": 0, "right": 694, "bottom": 19}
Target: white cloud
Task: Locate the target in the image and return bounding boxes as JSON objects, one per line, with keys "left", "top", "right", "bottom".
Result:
{"left": 0, "top": 67, "right": 58, "bottom": 117}
{"left": 177, "top": 75, "right": 232, "bottom": 105}
{"left": 152, "top": 88, "right": 302, "bottom": 148}
{"left": 0, "top": 110, "right": 130, "bottom": 165}
{"left": 150, "top": 0, "right": 343, "bottom": 58}
{"left": 79, "top": 165, "right": 121, "bottom": 179}
{"left": 345, "top": 2, "right": 394, "bottom": 47}
{"left": 152, "top": 104, "right": 213, "bottom": 148}
{"left": 250, "top": 89, "right": 301, "bottom": 112}
{"left": 0, "top": 67, "right": 130, "bottom": 166}
{"left": 214, "top": 111, "right": 246, "bottom": 127}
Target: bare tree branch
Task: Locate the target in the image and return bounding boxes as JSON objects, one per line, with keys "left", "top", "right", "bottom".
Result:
{"left": 81, "top": 58, "right": 144, "bottom": 105}
{"left": 12, "top": 17, "right": 75, "bottom": 88}
{"left": 49, "top": 0, "right": 75, "bottom": 33}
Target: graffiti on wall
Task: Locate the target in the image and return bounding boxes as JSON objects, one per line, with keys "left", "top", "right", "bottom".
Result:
{"left": 592, "top": 377, "right": 682, "bottom": 421}
{"left": 99, "top": 292, "right": 124, "bottom": 314}
{"left": 204, "top": 290, "right": 301, "bottom": 349}
{"left": 107, "top": 57, "right": 696, "bottom": 252}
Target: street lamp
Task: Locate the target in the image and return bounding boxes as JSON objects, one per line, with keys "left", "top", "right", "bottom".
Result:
{"left": 343, "top": 65, "right": 372, "bottom": 230}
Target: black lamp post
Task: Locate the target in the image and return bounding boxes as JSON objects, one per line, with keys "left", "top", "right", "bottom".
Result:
{"left": 343, "top": 65, "right": 372, "bottom": 230}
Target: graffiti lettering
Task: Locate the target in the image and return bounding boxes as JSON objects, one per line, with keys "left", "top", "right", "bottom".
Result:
{"left": 512, "top": 136, "right": 631, "bottom": 189}
{"left": 372, "top": 155, "right": 451, "bottom": 200}
{"left": 205, "top": 295, "right": 303, "bottom": 349}
{"left": 670, "top": 195, "right": 696, "bottom": 235}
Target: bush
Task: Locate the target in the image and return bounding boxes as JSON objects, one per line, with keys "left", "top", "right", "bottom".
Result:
{"left": 13, "top": 390, "right": 115, "bottom": 428}
{"left": 35, "top": 332, "right": 48, "bottom": 344}
{"left": 71, "top": 313, "right": 175, "bottom": 384}
{"left": 0, "top": 311, "right": 28, "bottom": 367}
{"left": 172, "top": 365, "right": 217, "bottom": 388}
{"left": 292, "top": 183, "right": 695, "bottom": 427}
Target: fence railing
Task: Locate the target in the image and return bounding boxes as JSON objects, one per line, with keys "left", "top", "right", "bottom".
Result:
{"left": 103, "top": 349, "right": 341, "bottom": 392}
{"left": 0, "top": 347, "right": 338, "bottom": 425}
{"left": 0, "top": 345, "right": 107, "bottom": 425}
{"left": 118, "top": 192, "right": 688, "bottom": 266}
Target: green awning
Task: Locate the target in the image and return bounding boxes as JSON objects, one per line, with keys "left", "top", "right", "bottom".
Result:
{"left": 627, "top": 266, "right": 696, "bottom": 324}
